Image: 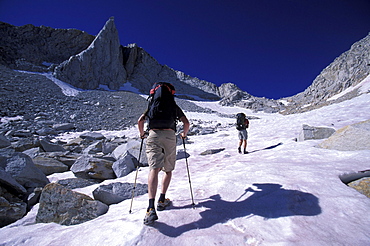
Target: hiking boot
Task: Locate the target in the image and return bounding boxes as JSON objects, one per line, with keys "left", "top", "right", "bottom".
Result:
{"left": 244, "top": 150, "right": 248, "bottom": 154}
{"left": 143, "top": 208, "right": 158, "bottom": 225}
{"left": 157, "top": 198, "right": 171, "bottom": 211}
{"left": 238, "top": 147, "right": 242, "bottom": 154}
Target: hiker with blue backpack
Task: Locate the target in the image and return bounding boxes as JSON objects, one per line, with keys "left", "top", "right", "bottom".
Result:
{"left": 138, "top": 82, "right": 190, "bottom": 225}
{"left": 236, "top": 112, "right": 249, "bottom": 154}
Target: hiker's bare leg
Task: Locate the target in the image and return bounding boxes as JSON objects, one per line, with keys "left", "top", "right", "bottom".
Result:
{"left": 148, "top": 168, "right": 161, "bottom": 199}
{"left": 238, "top": 139, "right": 243, "bottom": 148}
{"left": 161, "top": 171, "right": 172, "bottom": 194}
{"left": 243, "top": 140, "right": 247, "bottom": 151}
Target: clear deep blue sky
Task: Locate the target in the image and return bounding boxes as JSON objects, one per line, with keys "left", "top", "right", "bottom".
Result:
{"left": 1, "top": 0, "right": 369, "bottom": 99}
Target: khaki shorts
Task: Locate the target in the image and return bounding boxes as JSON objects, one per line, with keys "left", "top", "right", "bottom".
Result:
{"left": 146, "top": 130, "right": 177, "bottom": 172}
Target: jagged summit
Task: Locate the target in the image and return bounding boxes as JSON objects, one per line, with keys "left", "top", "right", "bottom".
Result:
{"left": 54, "top": 17, "right": 127, "bottom": 90}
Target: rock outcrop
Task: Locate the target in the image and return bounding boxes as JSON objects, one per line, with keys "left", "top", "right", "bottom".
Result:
{"left": 36, "top": 183, "right": 108, "bottom": 226}
{"left": 92, "top": 182, "right": 147, "bottom": 205}
{"left": 0, "top": 135, "right": 11, "bottom": 148}
{"left": 112, "top": 152, "right": 138, "bottom": 178}
{"left": 0, "top": 136, "right": 50, "bottom": 227}
{"left": 112, "top": 139, "right": 148, "bottom": 166}
{"left": 70, "top": 155, "right": 116, "bottom": 180}
{"left": 54, "top": 17, "right": 127, "bottom": 90}
{"left": 3, "top": 152, "right": 49, "bottom": 189}
{"left": 0, "top": 169, "right": 28, "bottom": 227}
{"left": 298, "top": 124, "right": 335, "bottom": 141}
{"left": 32, "top": 156, "right": 69, "bottom": 175}
{"left": 318, "top": 119, "right": 370, "bottom": 151}
{"left": 348, "top": 177, "right": 370, "bottom": 198}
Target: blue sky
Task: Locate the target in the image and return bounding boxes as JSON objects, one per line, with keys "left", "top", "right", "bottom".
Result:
{"left": 1, "top": 0, "right": 369, "bottom": 99}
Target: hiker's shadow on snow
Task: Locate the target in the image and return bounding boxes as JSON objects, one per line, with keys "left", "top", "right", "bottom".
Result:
{"left": 154, "top": 183, "right": 321, "bottom": 237}
{"left": 248, "top": 142, "right": 283, "bottom": 154}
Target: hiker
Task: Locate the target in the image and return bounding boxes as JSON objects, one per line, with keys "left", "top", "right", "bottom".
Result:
{"left": 138, "top": 82, "right": 190, "bottom": 225}
{"left": 236, "top": 112, "right": 249, "bottom": 154}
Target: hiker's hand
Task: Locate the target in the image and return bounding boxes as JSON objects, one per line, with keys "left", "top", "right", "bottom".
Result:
{"left": 180, "top": 132, "right": 187, "bottom": 139}
{"left": 140, "top": 131, "right": 148, "bottom": 139}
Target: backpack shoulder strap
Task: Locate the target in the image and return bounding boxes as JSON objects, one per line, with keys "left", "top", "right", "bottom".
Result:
{"left": 150, "top": 82, "right": 176, "bottom": 96}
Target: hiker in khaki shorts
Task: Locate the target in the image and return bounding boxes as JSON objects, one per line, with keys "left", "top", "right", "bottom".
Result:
{"left": 138, "top": 82, "right": 190, "bottom": 225}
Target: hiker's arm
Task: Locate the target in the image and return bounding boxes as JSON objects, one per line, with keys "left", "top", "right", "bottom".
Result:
{"left": 245, "top": 119, "right": 249, "bottom": 128}
{"left": 138, "top": 114, "right": 146, "bottom": 138}
{"left": 180, "top": 116, "right": 190, "bottom": 138}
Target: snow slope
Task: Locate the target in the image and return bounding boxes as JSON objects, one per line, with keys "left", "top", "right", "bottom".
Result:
{"left": 0, "top": 92, "right": 369, "bottom": 245}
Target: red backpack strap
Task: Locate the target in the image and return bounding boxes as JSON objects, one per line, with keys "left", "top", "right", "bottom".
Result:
{"left": 150, "top": 83, "right": 162, "bottom": 95}
{"left": 149, "top": 82, "right": 176, "bottom": 95}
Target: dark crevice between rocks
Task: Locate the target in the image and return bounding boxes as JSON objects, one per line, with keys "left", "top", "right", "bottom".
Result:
{"left": 339, "top": 170, "right": 370, "bottom": 198}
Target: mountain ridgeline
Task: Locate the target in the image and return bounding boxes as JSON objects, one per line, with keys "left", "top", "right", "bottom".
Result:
{"left": 0, "top": 17, "right": 369, "bottom": 114}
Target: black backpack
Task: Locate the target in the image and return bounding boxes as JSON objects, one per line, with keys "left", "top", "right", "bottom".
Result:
{"left": 146, "top": 82, "right": 177, "bottom": 130}
{"left": 236, "top": 113, "right": 246, "bottom": 130}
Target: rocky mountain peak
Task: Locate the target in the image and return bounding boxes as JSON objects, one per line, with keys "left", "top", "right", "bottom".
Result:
{"left": 53, "top": 17, "right": 127, "bottom": 90}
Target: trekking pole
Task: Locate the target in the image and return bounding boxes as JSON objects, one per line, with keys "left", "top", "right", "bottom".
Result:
{"left": 182, "top": 137, "right": 195, "bottom": 208}
{"left": 129, "top": 137, "right": 144, "bottom": 214}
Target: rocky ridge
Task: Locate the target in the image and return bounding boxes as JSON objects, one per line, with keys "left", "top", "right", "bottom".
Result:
{"left": 121, "top": 43, "right": 220, "bottom": 101}
{"left": 2, "top": 18, "right": 369, "bottom": 113}
{"left": 0, "top": 21, "right": 94, "bottom": 71}
{"left": 282, "top": 33, "right": 370, "bottom": 114}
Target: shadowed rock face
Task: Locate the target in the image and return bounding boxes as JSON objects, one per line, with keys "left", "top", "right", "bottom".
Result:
{"left": 0, "top": 21, "right": 94, "bottom": 69}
